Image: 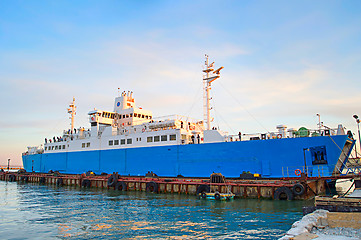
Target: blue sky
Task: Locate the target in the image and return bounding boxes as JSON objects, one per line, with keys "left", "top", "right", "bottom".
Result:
{"left": 1, "top": 0, "right": 361, "bottom": 166}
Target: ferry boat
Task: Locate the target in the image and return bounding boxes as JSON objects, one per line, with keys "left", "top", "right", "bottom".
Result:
{"left": 22, "top": 56, "right": 355, "bottom": 178}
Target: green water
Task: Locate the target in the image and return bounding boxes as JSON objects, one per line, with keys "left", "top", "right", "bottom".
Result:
{"left": 0, "top": 181, "right": 312, "bottom": 239}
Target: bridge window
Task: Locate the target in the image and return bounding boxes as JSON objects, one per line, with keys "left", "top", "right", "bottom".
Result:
{"left": 134, "top": 113, "right": 138, "bottom": 117}
{"left": 121, "top": 139, "right": 125, "bottom": 145}
{"left": 82, "top": 143, "right": 85, "bottom": 148}
{"left": 147, "top": 137, "right": 153, "bottom": 142}
{"left": 63, "top": 145, "right": 66, "bottom": 149}
{"left": 154, "top": 136, "right": 160, "bottom": 142}
{"left": 130, "top": 113, "right": 133, "bottom": 117}
{"left": 109, "top": 140, "right": 113, "bottom": 146}
{"left": 161, "top": 135, "right": 167, "bottom": 141}
{"left": 170, "top": 134, "right": 176, "bottom": 141}
{"left": 114, "top": 140, "right": 119, "bottom": 145}
{"left": 45, "top": 147, "right": 47, "bottom": 151}
{"left": 127, "top": 138, "right": 132, "bottom": 144}
{"left": 86, "top": 143, "right": 90, "bottom": 148}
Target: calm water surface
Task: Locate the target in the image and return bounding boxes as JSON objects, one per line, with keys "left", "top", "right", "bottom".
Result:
{"left": 0, "top": 181, "right": 312, "bottom": 239}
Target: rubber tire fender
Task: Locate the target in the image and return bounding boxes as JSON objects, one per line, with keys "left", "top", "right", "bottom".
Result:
{"left": 56, "top": 178, "right": 63, "bottom": 186}
{"left": 274, "top": 186, "right": 294, "bottom": 200}
{"left": 292, "top": 183, "right": 306, "bottom": 196}
{"left": 201, "top": 192, "right": 207, "bottom": 199}
{"left": 82, "top": 179, "right": 91, "bottom": 188}
{"left": 214, "top": 192, "right": 221, "bottom": 200}
{"left": 21, "top": 176, "right": 29, "bottom": 183}
{"left": 196, "top": 184, "right": 210, "bottom": 195}
{"left": 146, "top": 181, "right": 159, "bottom": 193}
{"left": 115, "top": 181, "right": 127, "bottom": 191}
{"left": 39, "top": 177, "right": 46, "bottom": 184}
{"left": 9, "top": 174, "right": 16, "bottom": 182}
{"left": 107, "top": 174, "right": 117, "bottom": 187}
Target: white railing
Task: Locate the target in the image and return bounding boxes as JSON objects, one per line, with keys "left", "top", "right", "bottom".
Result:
{"left": 281, "top": 165, "right": 330, "bottom": 178}
{"left": 226, "top": 127, "right": 340, "bottom": 142}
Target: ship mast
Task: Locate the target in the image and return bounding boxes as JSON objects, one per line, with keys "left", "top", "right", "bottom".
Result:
{"left": 67, "top": 97, "right": 76, "bottom": 132}
{"left": 203, "top": 55, "right": 223, "bottom": 130}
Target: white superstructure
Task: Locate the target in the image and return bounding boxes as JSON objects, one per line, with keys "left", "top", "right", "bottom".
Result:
{"left": 42, "top": 90, "right": 210, "bottom": 154}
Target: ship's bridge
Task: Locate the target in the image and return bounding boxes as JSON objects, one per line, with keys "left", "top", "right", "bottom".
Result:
{"left": 88, "top": 91, "right": 153, "bottom": 128}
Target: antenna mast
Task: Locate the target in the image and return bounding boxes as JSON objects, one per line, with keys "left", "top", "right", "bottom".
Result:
{"left": 68, "top": 97, "right": 76, "bottom": 132}
{"left": 203, "top": 55, "right": 223, "bottom": 130}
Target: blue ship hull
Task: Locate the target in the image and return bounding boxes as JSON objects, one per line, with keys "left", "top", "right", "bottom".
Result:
{"left": 22, "top": 135, "right": 354, "bottom": 178}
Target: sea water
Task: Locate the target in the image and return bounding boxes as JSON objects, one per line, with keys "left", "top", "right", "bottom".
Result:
{"left": 0, "top": 181, "right": 311, "bottom": 239}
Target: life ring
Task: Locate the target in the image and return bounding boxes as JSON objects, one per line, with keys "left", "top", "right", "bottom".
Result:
{"left": 292, "top": 183, "right": 305, "bottom": 196}
{"left": 274, "top": 186, "right": 294, "bottom": 200}
{"left": 295, "top": 169, "right": 302, "bottom": 176}
{"left": 91, "top": 116, "right": 95, "bottom": 121}
{"left": 277, "top": 134, "right": 282, "bottom": 139}
{"left": 142, "top": 128, "right": 146, "bottom": 133}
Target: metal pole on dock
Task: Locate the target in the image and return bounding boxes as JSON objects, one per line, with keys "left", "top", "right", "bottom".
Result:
{"left": 7, "top": 159, "right": 10, "bottom": 172}
{"left": 353, "top": 115, "right": 361, "bottom": 158}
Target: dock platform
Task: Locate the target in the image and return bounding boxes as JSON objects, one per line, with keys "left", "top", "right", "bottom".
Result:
{"left": 2, "top": 171, "right": 355, "bottom": 200}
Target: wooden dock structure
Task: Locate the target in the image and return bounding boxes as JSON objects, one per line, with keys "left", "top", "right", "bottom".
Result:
{"left": 0, "top": 171, "right": 342, "bottom": 200}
